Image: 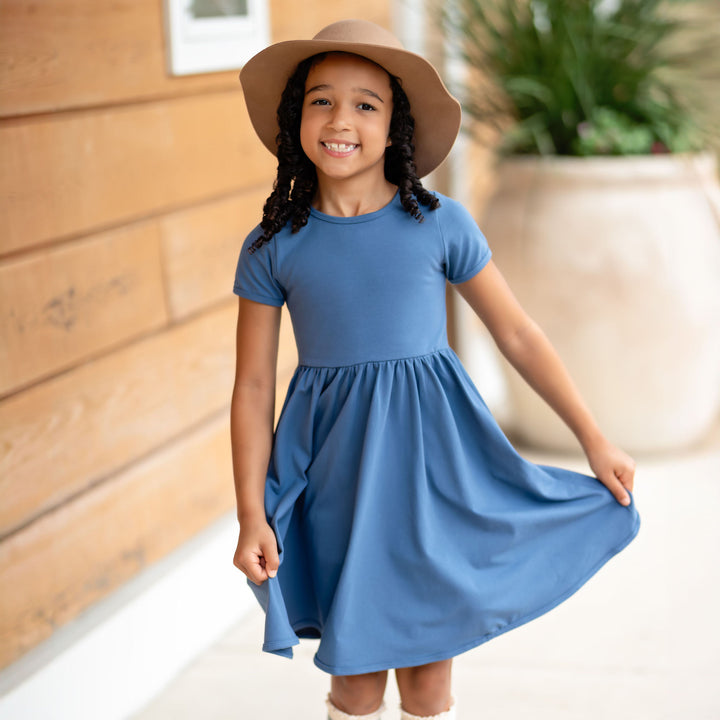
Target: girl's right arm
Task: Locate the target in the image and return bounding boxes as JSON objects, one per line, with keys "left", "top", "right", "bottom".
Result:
{"left": 230, "top": 297, "right": 282, "bottom": 585}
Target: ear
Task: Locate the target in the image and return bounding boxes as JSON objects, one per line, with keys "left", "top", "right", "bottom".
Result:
{"left": 386, "top": 138, "right": 392, "bottom": 147}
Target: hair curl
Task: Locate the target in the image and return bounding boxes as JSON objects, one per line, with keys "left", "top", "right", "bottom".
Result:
{"left": 249, "top": 53, "right": 440, "bottom": 253}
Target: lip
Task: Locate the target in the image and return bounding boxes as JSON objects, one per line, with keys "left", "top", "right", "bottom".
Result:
{"left": 321, "top": 140, "right": 359, "bottom": 158}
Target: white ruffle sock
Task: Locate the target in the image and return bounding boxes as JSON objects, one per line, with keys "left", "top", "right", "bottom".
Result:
{"left": 400, "top": 698, "right": 456, "bottom": 720}
{"left": 326, "top": 695, "right": 386, "bottom": 720}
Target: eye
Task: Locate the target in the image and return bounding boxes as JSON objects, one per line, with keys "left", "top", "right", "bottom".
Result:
{"left": 358, "top": 102, "right": 377, "bottom": 112}
{"left": 310, "top": 98, "right": 331, "bottom": 106}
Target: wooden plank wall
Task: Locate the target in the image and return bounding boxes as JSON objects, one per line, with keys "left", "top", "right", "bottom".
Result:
{"left": 0, "top": 0, "right": 391, "bottom": 671}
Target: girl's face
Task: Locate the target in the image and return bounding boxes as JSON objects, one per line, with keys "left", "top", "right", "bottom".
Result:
{"left": 300, "top": 53, "right": 393, "bottom": 190}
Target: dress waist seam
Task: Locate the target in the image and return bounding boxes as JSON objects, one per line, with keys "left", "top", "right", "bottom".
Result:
{"left": 296, "top": 346, "right": 453, "bottom": 370}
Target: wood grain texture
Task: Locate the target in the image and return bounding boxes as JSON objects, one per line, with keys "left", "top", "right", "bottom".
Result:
{"left": 0, "top": 0, "right": 392, "bottom": 117}
{"left": 0, "top": 222, "right": 168, "bottom": 396}
{"left": 0, "top": 415, "right": 236, "bottom": 671}
{"left": 271, "top": 0, "right": 392, "bottom": 42}
{"left": 0, "top": 301, "right": 297, "bottom": 539}
{"left": 160, "top": 188, "right": 269, "bottom": 320}
{"left": 0, "top": 92, "right": 275, "bottom": 255}
{"left": 0, "top": 302, "right": 236, "bottom": 537}
{"left": 0, "top": 0, "right": 239, "bottom": 117}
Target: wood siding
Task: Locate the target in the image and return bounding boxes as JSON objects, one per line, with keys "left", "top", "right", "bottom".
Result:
{"left": 0, "top": 0, "right": 391, "bottom": 670}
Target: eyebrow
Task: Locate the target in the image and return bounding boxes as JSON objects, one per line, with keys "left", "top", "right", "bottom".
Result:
{"left": 305, "top": 84, "right": 385, "bottom": 103}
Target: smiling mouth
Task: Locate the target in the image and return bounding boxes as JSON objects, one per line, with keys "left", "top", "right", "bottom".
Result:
{"left": 322, "top": 142, "right": 359, "bottom": 153}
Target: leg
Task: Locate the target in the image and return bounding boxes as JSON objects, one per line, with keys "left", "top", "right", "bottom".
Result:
{"left": 329, "top": 670, "right": 389, "bottom": 716}
{"left": 395, "top": 659, "right": 454, "bottom": 717}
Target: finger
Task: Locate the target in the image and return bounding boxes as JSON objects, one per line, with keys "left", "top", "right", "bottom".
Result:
{"left": 617, "top": 464, "right": 635, "bottom": 493}
{"left": 600, "top": 473, "right": 631, "bottom": 506}
{"left": 244, "top": 563, "right": 268, "bottom": 586}
{"left": 262, "top": 540, "right": 280, "bottom": 578}
{"left": 236, "top": 552, "right": 268, "bottom": 586}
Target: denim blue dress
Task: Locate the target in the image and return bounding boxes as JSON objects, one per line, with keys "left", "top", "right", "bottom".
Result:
{"left": 233, "top": 192, "right": 640, "bottom": 676}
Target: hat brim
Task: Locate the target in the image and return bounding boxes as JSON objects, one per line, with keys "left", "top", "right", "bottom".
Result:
{"left": 240, "top": 38, "right": 461, "bottom": 179}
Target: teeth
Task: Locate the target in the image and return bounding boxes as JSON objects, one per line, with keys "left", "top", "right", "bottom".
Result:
{"left": 323, "top": 142, "right": 357, "bottom": 152}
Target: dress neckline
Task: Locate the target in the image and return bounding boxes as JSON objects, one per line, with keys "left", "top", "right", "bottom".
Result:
{"left": 309, "top": 192, "right": 400, "bottom": 224}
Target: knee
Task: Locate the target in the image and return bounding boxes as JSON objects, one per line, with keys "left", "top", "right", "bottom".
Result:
{"left": 397, "top": 661, "right": 452, "bottom": 715}
{"left": 330, "top": 671, "right": 387, "bottom": 714}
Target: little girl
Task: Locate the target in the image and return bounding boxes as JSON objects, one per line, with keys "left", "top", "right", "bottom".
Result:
{"left": 231, "top": 19, "right": 639, "bottom": 720}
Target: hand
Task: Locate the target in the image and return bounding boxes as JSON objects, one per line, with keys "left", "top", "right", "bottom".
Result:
{"left": 233, "top": 516, "right": 280, "bottom": 585}
{"left": 584, "top": 436, "right": 636, "bottom": 507}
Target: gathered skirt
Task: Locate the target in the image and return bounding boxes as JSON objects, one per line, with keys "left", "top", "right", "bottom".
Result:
{"left": 248, "top": 347, "right": 640, "bottom": 675}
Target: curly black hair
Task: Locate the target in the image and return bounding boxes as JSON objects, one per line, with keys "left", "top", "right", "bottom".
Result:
{"left": 249, "top": 52, "right": 440, "bottom": 253}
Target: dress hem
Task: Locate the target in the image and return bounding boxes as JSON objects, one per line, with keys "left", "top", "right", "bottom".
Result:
{"left": 308, "top": 510, "right": 641, "bottom": 676}
{"left": 262, "top": 636, "right": 300, "bottom": 654}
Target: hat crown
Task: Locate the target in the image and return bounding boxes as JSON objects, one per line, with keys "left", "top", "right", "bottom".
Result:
{"left": 312, "top": 19, "right": 405, "bottom": 50}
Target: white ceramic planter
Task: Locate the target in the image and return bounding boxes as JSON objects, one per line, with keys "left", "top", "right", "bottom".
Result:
{"left": 482, "top": 152, "right": 720, "bottom": 453}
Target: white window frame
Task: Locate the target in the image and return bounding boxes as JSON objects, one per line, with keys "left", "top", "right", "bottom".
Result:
{"left": 164, "top": 0, "right": 270, "bottom": 76}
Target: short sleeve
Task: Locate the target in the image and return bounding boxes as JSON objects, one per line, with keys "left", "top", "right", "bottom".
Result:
{"left": 232, "top": 227, "right": 286, "bottom": 307}
{"left": 440, "top": 197, "right": 492, "bottom": 284}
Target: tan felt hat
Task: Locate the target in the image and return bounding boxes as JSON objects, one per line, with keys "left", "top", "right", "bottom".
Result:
{"left": 239, "top": 19, "right": 462, "bottom": 179}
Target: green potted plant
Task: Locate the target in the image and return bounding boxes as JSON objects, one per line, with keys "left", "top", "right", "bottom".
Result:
{"left": 443, "top": 0, "right": 720, "bottom": 452}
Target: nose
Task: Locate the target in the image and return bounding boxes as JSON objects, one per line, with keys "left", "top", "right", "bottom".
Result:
{"left": 327, "top": 103, "right": 352, "bottom": 132}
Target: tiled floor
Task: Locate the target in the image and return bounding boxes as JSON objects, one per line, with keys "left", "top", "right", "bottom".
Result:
{"left": 134, "top": 430, "right": 720, "bottom": 720}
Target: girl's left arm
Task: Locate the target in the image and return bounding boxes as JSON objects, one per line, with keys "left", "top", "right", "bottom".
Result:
{"left": 456, "top": 260, "right": 635, "bottom": 506}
